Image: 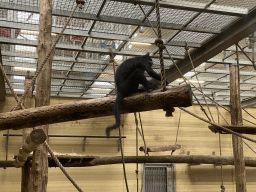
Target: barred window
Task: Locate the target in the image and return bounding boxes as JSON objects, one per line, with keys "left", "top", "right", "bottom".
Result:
{"left": 142, "top": 163, "right": 176, "bottom": 192}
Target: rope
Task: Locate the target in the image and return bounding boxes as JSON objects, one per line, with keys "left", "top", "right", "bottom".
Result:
{"left": 212, "top": 93, "right": 230, "bottom": 126}
{"left": 138, "top": 112, "right": 149, "bottom": 155}
{"left": 163, "top": 47, "right": 255, "bottom": 127}
{"left": 0, "top": 48, "right": 25, "bottom": 110}
{"left": 1, "top": 3, "right": 85, "bottom": 191}
{"left": 109, "top": 50, "right": 129, "bottom": 192}
{"left": 12, "top": 3, "right": 79, "bottom": 111}
{"left": 175, "top": 109, "right": 181, "bottom": 145}
{"left": 171, "top": 109, "right": 181, "bottom": 155}
{"left": 134, "top": 113, "right": 148, "bottom": 155}
{"left": 243, "top": 140, "right": 256, "bottom": 155}
{"left": 119, "top": 124, "right": 129, "bottom": 192}
{"left": 214, "top": 94, "right": 225, "bottom": 192}
{"left": 164, "top": 48, "right": 212, "bottom": 122}
{"left": 135, "top": 113, "right": 139, "bottom": 192}
{"left": 44, "top": 142, "right": 84, "bottom": 192}
{"left": 242, "top": 108, "right": 256, "bottom": 120}
{"left": 109, "top": 47, "right": 117, "bottom": 93}
{"left": 135, "top": 2, "right": 158, "bottom": 37}
{"left": 1, "top": 48, "right": 84, "bottom": 192}
{"left": 243, "top": 118, "right": 256, "bottom": 126}
{"left": 134, "top": 0, "right": 255, "bottom": 127}
{"left": 134, "top": 112, "right": 148, "bottom": 192}
{"left": 155, "top": 0, "right": 166, "bottom": 92}
{"left": 185, "top": 43, "right": 215, "bottom": 122}
{"left": 179, "top": 107, "right": 256, "bottom": 144}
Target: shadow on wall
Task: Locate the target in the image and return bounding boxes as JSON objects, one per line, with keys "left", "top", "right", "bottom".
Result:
{"left": 187, "top": 165, "right": 256, "bottom": 182}
{"left": 0, "top": 101, "right": 5, "bottom": 113}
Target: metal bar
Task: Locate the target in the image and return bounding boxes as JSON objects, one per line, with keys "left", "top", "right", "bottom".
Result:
{"left": 241, "top": 97, "right": 256, "bottom": 108}
{"left": 117, "top": 6, "right": 155, "bottom": 51}
{"left": 110, "top": 0, "right": 248, "bottom": 17}
{"left": 0, "top": 37, "right": 185, "bottom": 60}
{"left": 223, "top": 45, "right": 249, "bottom": 60}
{"left": 165, "top": 0, "right": 217, "bottom": 45}
{"left": 163, "top": 7, "right": 256, "bottom": 84}
{"left": 3, "top": 134, "right": 126, "bottom": 138}
{"left": 0, "top": 20, "right": 201, "bottom": 48}
{"left": 0, "top": 3, "right": 220, "bottom": 34}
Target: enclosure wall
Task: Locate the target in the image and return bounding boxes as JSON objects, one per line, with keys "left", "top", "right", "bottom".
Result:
{"left": 0, "top": 95, "right": 256, "bottom": 192}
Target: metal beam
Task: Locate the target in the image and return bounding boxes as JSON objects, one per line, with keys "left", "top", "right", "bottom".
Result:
{"left": 0, "top": 2, "right": 219, "bottom": 34}
{"left": 185, "top": 76, "right": 256, "bottom": 86}
{"left": 110, "top": 0, "right": 248, "bottom": 17}
{"left": 194, "top": 68, "right": 256, "bottom": 76}
{"left": 0, "top": 37, "right": 185, "bottom": 60}
{"left": 207, "top": 58, "right": 254, "bottom": 66}
{"left": 165, "top": 7, "right": 256, "bottom": 84}
{"left": 241, "top": 97, "right": 256, "bottom": 108}
{"left": 1, "top": 51, "right": 110, "bottom": 64}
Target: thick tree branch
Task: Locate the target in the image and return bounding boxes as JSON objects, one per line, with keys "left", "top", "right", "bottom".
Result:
{"left": 0, "top": 85, "right": 192, "bottom": 130}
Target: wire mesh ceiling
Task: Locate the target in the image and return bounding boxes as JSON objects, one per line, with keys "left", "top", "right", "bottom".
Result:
{"left": 0, "top": 0, "right": 256, "bottom": 107}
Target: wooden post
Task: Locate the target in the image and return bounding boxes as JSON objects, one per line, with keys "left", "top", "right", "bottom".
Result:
{"left": 30, "top": 0, "right": 53, "bottom": 191}
{"left": 0, "top": 85, "right": 192, "bottom": 130}
{"left": 229, "top": 45, "right": 246, "bottom": 192}
{"left": 21, "top": 75, "right": 33, "bottom": 192}
{"left": 14, "top": 129, "right": 47, "bottom": 168}
{"left": 0, "top": 46, "right": 6, "bottom": 101}
{"left": 139, "top": 145, "right": 181, "bottom": 152}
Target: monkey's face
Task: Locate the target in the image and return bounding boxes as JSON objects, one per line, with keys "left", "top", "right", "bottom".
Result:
{"left": 148, "top": 57, "right": 153, "bottom": 66}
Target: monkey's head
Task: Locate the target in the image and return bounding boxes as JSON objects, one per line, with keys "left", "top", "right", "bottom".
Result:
{"left": 143, "top": 53, "right": 153, "bottom": 66}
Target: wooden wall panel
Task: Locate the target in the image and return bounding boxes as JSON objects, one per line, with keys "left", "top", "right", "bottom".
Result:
{"left": 0, "top": 96, "right": 256, "bottom": 191}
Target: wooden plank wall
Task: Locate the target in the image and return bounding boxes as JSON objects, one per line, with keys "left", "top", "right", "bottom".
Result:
{"left": 0, "top": 95, "right": 256, "bottom": 192}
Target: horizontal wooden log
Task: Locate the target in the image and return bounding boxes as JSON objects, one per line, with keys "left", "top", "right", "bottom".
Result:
{"left": 2, "top": 155, "right": 256, "bottom": 168}
{"left": 0, "top": 85, "right": 192, "bottom": 130}
{"left": 209, "top": 125, "right": 256, "bottom": 134}
{"left": 139, "top": 144, "right": 181, "bottom": 152}
{"left": 14, "top": 129, "right": 47, "bottom": 168}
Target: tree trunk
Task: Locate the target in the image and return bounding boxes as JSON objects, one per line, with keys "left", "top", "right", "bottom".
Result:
{"left": 21, "top": 77, "right": 33, "bottom": 192}
{"left": 229, "top": 47, "right": 246, "bottom": 192}
{"left": 30, "top": 0, "right": 53, "bottom": 191}
{"left": 14, "top": 129, "right": 47, "bottom": 168}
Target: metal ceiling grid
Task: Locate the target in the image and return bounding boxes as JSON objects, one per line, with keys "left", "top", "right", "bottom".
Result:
{"left": 101, "top": 1, "right": 151, "bottom": 20}
{"left": 172, "top": 31, "right": 214, "bottom": 44}
{"left": 148, "top": 7, "right": 198, "bottom": 25}
{"left": 134, "top": 27, "right": 176, "bottom": 39}
{"left": 188, "top": 12, "right": 238, "bottom": 30}
{"left": 0, "top": 0, "right": 256, "bottom": 107}
{"left": 214, "top": 0, "right": 255, "bottom": 10}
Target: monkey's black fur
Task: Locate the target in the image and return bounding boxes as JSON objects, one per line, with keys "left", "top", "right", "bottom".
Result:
{"left": 105, "top": 53, "right": 167, "bottom": 137}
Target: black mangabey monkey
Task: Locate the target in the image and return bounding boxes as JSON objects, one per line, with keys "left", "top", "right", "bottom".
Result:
{"left": 105, "top": 53, "right": 167, "bottom": 137}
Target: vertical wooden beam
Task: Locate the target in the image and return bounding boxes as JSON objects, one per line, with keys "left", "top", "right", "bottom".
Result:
{"left": 30, "top": 0, "right": 53, "bottom": 191}
{"left": 0, "top": 46, "right": 6, "bottom": 101}
{"left": 21, "top": 74, "right": 33, "bottom": 192}
{"left": 229, "top": 45, "right": 246, "bottom": 192}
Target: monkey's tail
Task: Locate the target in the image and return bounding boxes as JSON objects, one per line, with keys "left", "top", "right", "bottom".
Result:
{"left": 105, "top": 93, "right": 123, "bottom": 137}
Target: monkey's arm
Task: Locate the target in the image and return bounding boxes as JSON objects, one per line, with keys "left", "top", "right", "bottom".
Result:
{"left": 143, "top": 63, "right": 169, "bottom": 85}
{"left": 147, "top": 70, "right": 169, "bottom": 85}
